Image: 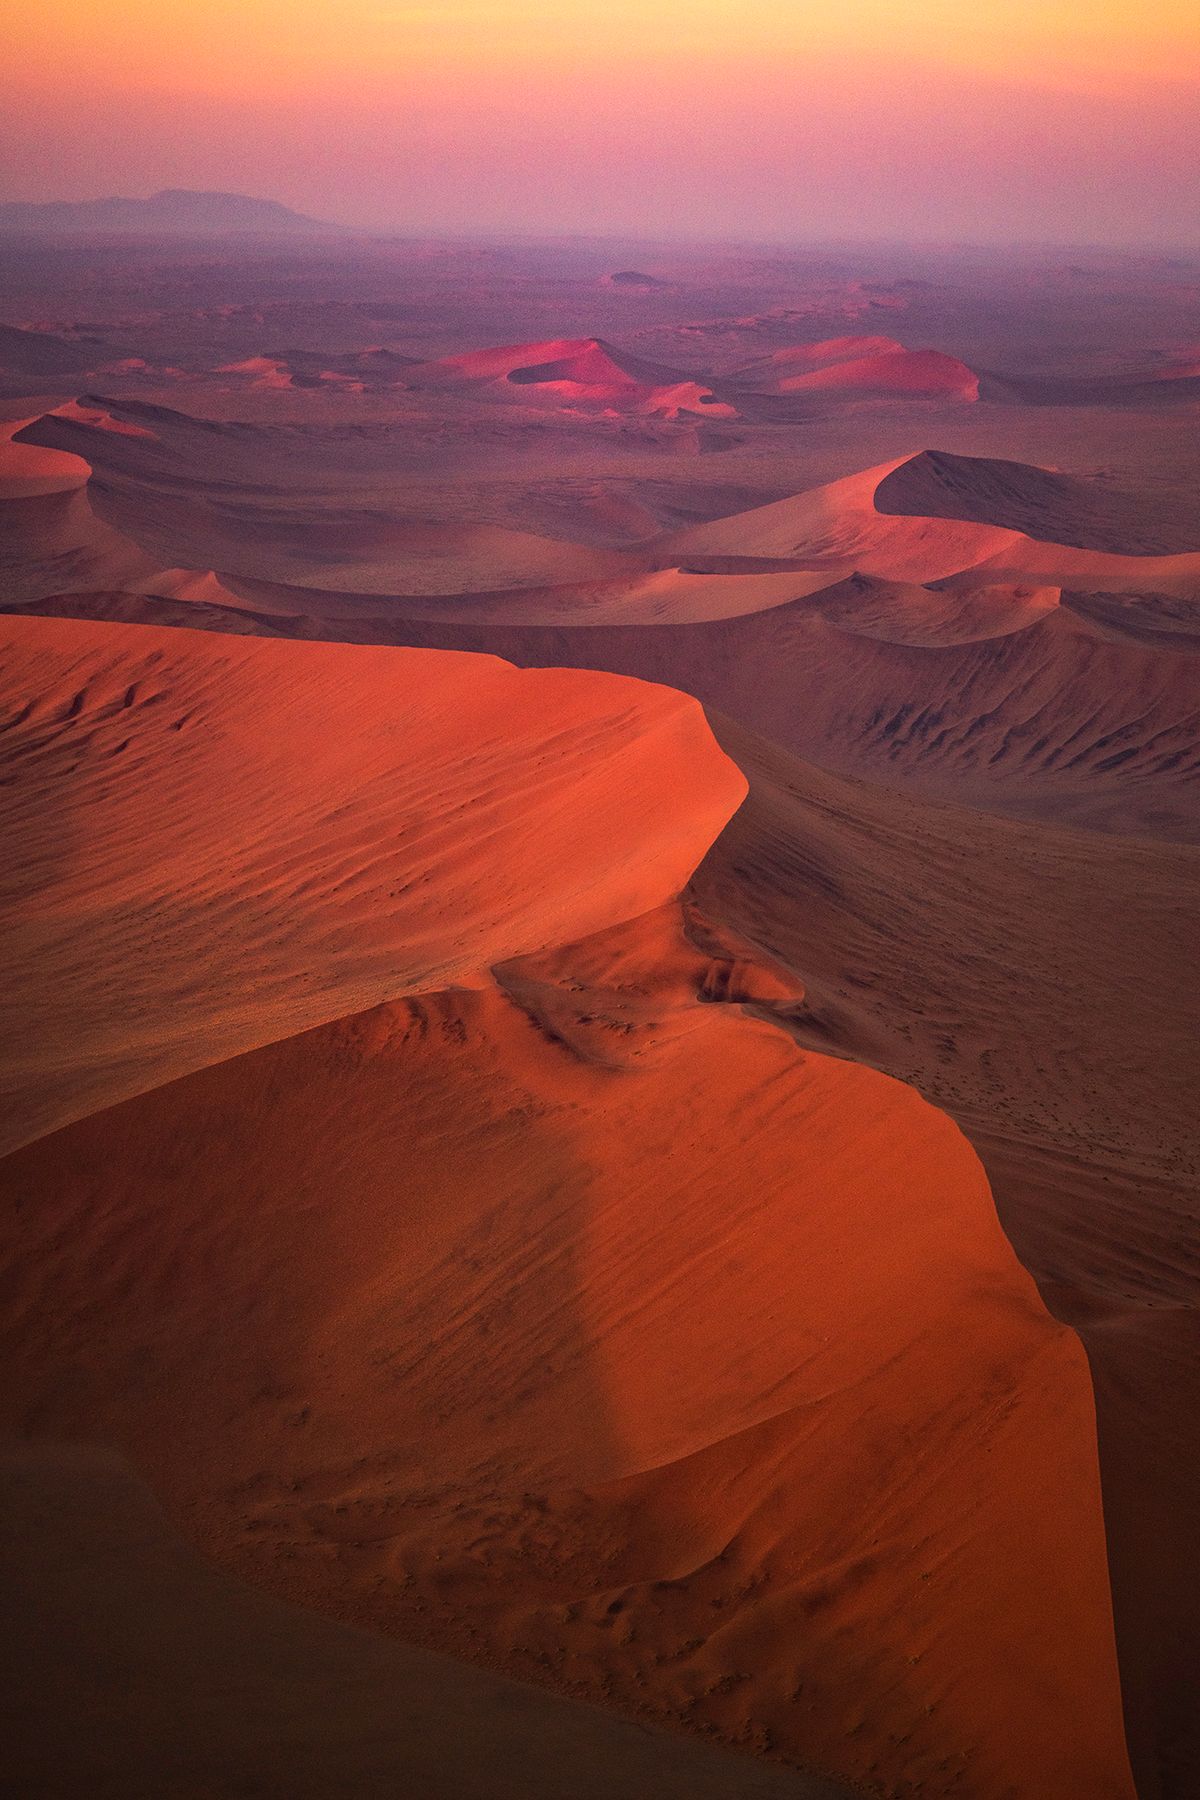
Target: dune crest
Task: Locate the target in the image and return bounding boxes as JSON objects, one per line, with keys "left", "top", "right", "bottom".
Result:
{"left": 0, "top": 613, "right": 746, "bottom": 1154}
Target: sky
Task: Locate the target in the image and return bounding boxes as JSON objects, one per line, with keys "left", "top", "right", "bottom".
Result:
{"left": 2, "top": 0, "right": 1198, "bottom": 245}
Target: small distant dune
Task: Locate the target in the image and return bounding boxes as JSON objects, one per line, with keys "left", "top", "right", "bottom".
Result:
{"left": 407, "top": 336, "right": 735, "bottom": 417}
{"left": 735, "top": 337, "right": 979, "bottom": 400}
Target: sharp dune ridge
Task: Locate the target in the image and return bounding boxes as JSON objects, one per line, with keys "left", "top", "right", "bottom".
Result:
{"left": 0, "top": 613, "right": 747, "bottom": 1156}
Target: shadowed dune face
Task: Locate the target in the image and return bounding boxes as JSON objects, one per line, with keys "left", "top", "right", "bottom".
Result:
{"left": 0, "top": 1440, "right": 848, "bottom": 1800}
{"left": 875, "top": 450, "right": 1200, "bottom": 558}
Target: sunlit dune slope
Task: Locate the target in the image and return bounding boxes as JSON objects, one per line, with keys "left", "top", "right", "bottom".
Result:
{"left": 738, "top": 345, "right": 979, "bottom": 401}
{"left": 0, "top": 1440, "right": 846, "bottom": 1800}
{"left": 1, "top": 901, "right": 1131, "bottom": 1800}
{"left": 687, "top": 720, "right": 1200, "bottom": 1800}
{"left": 0, "top": 613, "right": 745, "bottom": 1154}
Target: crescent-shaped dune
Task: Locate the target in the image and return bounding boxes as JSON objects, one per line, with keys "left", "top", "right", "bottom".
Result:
{"left": 0, "top": 418, "right": 92, "bottom": 499}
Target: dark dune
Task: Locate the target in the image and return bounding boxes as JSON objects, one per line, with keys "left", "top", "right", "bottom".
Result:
{"left": 2, "top": 1440, "right": 847, "bottom": 1800}
{"left": 876, "top": 450, "right": 1200, "bottom": 556}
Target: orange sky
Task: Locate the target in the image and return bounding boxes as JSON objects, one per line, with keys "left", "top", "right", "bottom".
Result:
{"left": 3, "top": 0, "right": 1198, "bottom": 242}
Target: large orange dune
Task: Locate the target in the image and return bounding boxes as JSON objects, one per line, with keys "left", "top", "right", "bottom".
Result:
{"left": 0, "top": 612, "right": 745, "bottom": 1154}
{"left": 0, "top": 615, "right": 1133, "bottom": 1799}
{"left": 10, "top": 440, "right": 1185, "bottom": 1783}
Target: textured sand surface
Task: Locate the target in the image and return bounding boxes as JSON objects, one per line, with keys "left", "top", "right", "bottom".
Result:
{"left": 0, "top": 1439, "right": 848, "bottom": 1800}
{"left": 0, "top": 613, "right": 744, "bottom": 1154}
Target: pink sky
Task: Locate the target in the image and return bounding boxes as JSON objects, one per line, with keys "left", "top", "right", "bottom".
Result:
{"left": 2, "top": 0, "right": 1198, "bottom": 244}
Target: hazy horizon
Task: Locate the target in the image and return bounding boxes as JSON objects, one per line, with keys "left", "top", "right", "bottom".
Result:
{"left": 3, "top": 0, "right": 1199, "bottom": 250}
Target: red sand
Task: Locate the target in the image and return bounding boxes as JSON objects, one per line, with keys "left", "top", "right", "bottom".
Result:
{"left": 0, "top": 614, "right": 745, "bottom": 1153}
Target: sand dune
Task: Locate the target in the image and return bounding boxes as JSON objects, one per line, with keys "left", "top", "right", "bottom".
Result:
{"left": 0, "top": 418, "right": 91, "bottom": 499}
{"left": 0, "top": 611, "right": 1135, "bottom": 1797}
{"left": 0, "top": 924, "right": 1131, "bottom": 1800}
{"left": 404, "top": 337, "right": 737, "bottom": 418}
{"left": 0, "top": 613, "right": 745, "bottom": 1153}
{"left": 666, "top": 455, "right": 1200, "bottom": 593}
{"left": 687, "top": 721, "right": 1200, "bottom": 1800}
{"left": 737, "top": 342, "right": 979, "bottom": 401}
{"left": 750, "top": 336, "right": 911, "bottom": 366}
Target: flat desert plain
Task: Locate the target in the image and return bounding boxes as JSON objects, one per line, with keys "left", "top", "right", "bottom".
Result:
{"left": 1, "top": 231, "right": 1197, "bottom": 1800}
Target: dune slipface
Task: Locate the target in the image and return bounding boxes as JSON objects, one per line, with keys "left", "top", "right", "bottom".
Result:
{"left": 0, "top": 617, "right": 1131, "bottom": 1799}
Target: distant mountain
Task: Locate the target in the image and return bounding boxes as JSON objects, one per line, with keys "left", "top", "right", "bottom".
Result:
{"left": 0, "top": 189, "right": 343, "bottom": 237}
{"left": 601, "top": 269, "right": 668, "bottom": 288}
